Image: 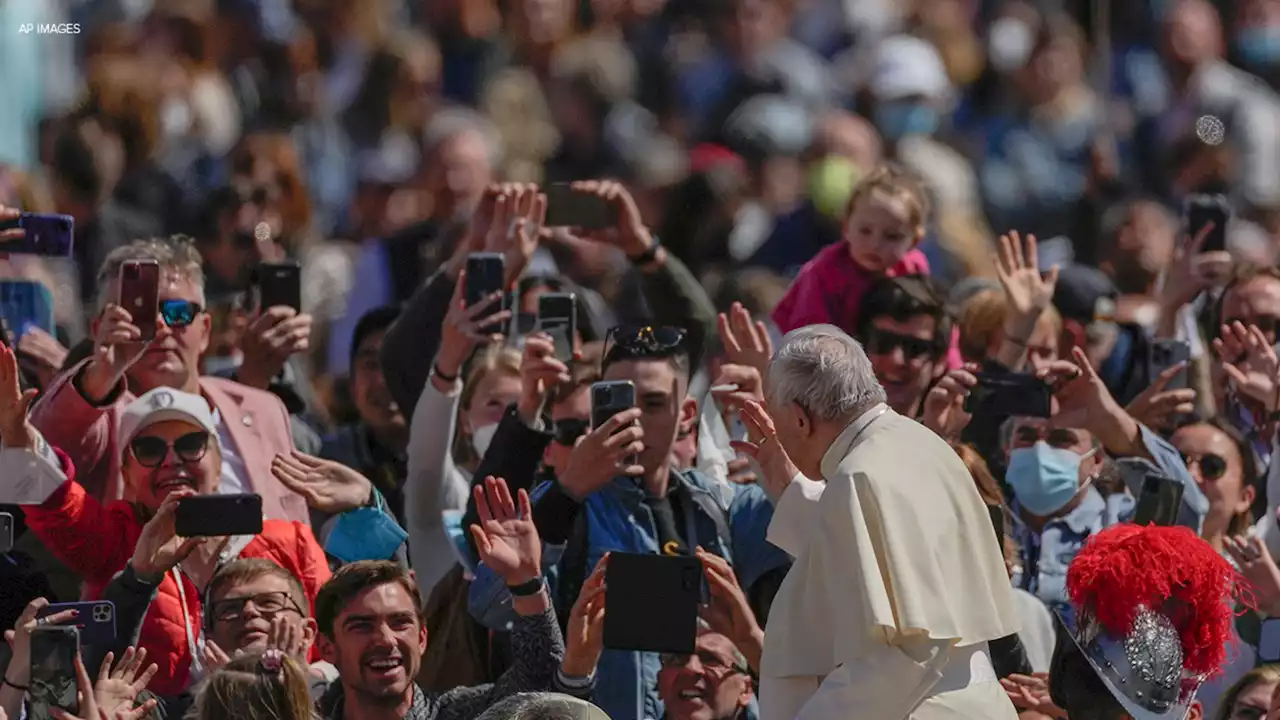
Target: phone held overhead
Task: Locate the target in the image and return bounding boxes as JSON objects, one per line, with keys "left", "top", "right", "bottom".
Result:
{"left": 119, "top": 260, "right": 161, "bottom": 341}
{"left": 0, "top": 212, "right": 75, "bottom": 256}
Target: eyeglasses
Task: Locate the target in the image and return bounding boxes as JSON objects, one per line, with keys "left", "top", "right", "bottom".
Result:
{"left": 210, "top": 591, "right": 303, "bottom": 623}
{"left": 130, "top": 431, "right": 210, "bottom": 468}
{"left": 603, "top": 325, "right": 687, "bottom": 364}
{"left": 863, "top": 329, "right": 939, "bottom": 360}
{"left": 553, "top": 418, "right": 589, "bottom": 447}
{"left": 659, "top": 650, "right": 749, "bottom": 676}
{"left": 1180, "top": 451, "right": 1229, "bottom": 481}
{"left": 160, "top": 299, "right": 204, "bottom": 328}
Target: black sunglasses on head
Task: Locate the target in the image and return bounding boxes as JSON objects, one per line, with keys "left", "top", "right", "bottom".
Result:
{"left": 864, "top": 328, "right": 939, "bottom": 360}
{"left": 130, "top": 431, "right": 210, "bottom": 468}
{"left": 603, "top": 325, "right": 687, "bottom": 363}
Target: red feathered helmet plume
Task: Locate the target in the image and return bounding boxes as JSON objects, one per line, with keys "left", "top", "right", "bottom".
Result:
{"left": 1067, "top": 524, "right": 1245, "bottom": 677}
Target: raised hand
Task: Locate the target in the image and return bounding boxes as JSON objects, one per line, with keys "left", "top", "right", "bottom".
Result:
{"left": 1214, "top": 322, "right": 1280, "bottom": 411}
{"left": 271, "top": 452, "right": 373, "bottom": 514}
{"left": 0, "top": 345, "right": 38, "bottom": 449}
{"left": 81, "top": 303, "right": 154, "bottom": 402}
{"left": 696, "top": 548, "right": 763, "bottom": 671}
{"left": 94, "top": 649, "right": 158, "bottom": 720}
{"left": 470, "top": 476, "right": 542, "bottom": 586}
{"left": 267, "top": 614, "right": 310, "bottom": 659}
{"left": 558, "top": 408, "right": 645, "bottom": 499}
{"left": 731, "top": 399, "right": 798, "bottom": 502}
{"left": 717, "top": 302, "right": 774, "bottom": 376}
{"left": 17, "top": 326, "right": 69, "bottom": 390}
{"left": 517, "top": 333, "right": 570, "bottom": 423}
{"left": 1161, "top": 221, "right": 1231, "bottom": 309}
{"left": 202, "top": 640, "right": 233, "bottom": 672}
{"left": 1037, "top": 346, "right": 1121, "bottom": 432}
{"left": 128, "top": 490, "right": 203, "bottom": 579}
{"left": 562, "top": 555, "right": 608, "bottom": 678}
{"left": 920, "top": 364, "right": 979, "bottom": 440}
{"left": 1126, "top": 362, "right": 1196, "bottom": 432}
{"left": 995, "top": 231, "right": 1059, "bottom": 332}
{"left": 709, "top": 364, "right": 764, "bottom": 413}
{"left": 237, "top": 307, "right": 312, "bottom": 390}
{"left": 435, "top": 269, "right": 510, "bottom": 379}
{"left": 5, "top": 598, "right": 78, "bottom": 690}
{"left": 566, "top": 180, "right": 651, "bottom": 259}
{"left": 484, "top": 185, "right": 547, "bottom": 286}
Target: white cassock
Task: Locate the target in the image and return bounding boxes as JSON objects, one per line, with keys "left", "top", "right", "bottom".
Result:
{"left": 760, "top": 405, "right": 1021, "bottom": 720}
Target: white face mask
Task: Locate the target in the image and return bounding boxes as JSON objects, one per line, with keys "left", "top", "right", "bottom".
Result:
{"left": 471, "top": 423, "right": 499, "bottom": 458}
{"left": 988, "top": 16, "right": 1035, "bottom": 74}
{"left": 160, "top": 97, "right": 193, "bottom": 138}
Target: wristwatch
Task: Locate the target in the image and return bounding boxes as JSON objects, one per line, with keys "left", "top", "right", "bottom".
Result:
{"left": 628, "top": 236, "right": 661, "bottom": 267}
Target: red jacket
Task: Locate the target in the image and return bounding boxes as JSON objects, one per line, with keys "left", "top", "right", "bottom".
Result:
{"left": 25, "top": 450, "right": 332, "bottom": 695}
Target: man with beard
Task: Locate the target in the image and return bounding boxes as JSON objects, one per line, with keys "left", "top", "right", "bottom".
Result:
{"left": 854, "top": 275, "right": 950, "bottom": 419}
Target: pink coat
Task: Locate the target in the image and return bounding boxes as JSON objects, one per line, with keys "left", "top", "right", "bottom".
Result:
{"left": 772, "top": 243, "right": 962, "bottom": 368}
{"left": 30, "top": 359, "right": 310, "bottom": 524}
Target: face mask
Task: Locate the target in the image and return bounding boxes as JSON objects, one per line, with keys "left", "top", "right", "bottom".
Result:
{"left": 1006, "top": 441, "right": 1097, "bottom": 516}
{"left": 808, "top": 155, "right": 862, "bottom": 220}
{"left": 1236, "top": 27, "right": 1280, "bottom": 67}
{"left": 988, "top": 16, "right": 1034, "bottom": 74}
{"left": 471, "top": 422, "right": 499, "bottom": 457}
{"left": 874, "top": 103, "right": 939, "bottom": 142}
{"left": 160, "top": 98, "right": 192, "bottom": 138}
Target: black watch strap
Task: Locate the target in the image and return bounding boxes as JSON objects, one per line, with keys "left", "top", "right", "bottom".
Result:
{"left": 629, "top": 238, "right": 661, "bottom": 266}
{"left": 507, "top": 577, "right": 545, "bottom": 597}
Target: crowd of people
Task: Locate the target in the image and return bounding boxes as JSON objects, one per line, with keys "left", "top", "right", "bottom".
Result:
{"left": 3, "top": 0, "right": 1280, "bottom": 718}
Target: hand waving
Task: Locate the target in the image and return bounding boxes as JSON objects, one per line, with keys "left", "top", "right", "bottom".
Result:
{"left": 1214, "top": 322, "right": 1280, "bottom": 411}
{"left": 272, "top": 452, "right": 373, "bottom": 514}
{"left": 995, "top": 231, "right": 1059, "bottom": 331}
{"left": 470, "top": 476, "right": 542, "bottom": 586}
{"left": 0, "top": 344, "right": 38, "bottom": 449}
{"left": 730, "top": 399, "right": 798, "bottom": 502}
{"left": 483, "top": 185, "right": 547, "bottom": 286}
{"left": 562, "top": 555, "right": 608, "bottom": 678}
{"left": 94, "top": 648, "right": 158, "bottom": 720}
{"left": 17, "top": 326, "right": 69, "bottom": 390}
{"left": 717, "top": 302, "right": 774, "bottom": 376}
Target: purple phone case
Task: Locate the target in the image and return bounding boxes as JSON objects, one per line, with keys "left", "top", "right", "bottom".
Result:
{"left": 0, "top": 213, "right": 74, "bottom": 256}
{"left": 38, "top": 601, "right": 116, "bottom": 647}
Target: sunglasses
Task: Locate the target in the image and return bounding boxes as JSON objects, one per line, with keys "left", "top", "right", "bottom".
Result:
{"left": 864, "top": 328, "right": 939, "bottom": 360}
{"left": 603, "top": 325, "right": 687, "bottom": 362}
{"left": 161, "top": 299, "right": 204, "bottom": 328}
{"left": 130, "top": 431, "right": 210, "bottom": 468}
{"left": 553, "top": 418, "right": 589, "bottom": 447}
{"left": 659, "top": 651, "right": 750, "bottom": 676}
{"left": 1180, "top": 451, "right": 1228, "bottom": 481}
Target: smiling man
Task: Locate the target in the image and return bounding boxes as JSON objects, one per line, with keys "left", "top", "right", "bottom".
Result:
{"left": 854, "top": 275, "right": 950, "bottom": 418}
{"left": 657, "top": 627, "right": 757, "bottom": 720}
{"left": 29, "top": 236, "right": 308, "bottom": 522}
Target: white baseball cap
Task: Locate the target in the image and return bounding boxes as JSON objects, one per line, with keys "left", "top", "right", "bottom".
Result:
{"left": 119, "top": 387, "right": 218, "bottom": 453}
{"left": 870, "top": 35, "right": 951, "bottom": 102}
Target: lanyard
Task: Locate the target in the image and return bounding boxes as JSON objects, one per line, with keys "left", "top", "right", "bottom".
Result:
{"left": 172, "top": 567, "right": 206, "bottom": 684}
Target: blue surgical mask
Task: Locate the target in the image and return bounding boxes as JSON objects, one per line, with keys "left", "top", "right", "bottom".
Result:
{"left": 874, "top": 103, "right": 939, "bottom": 141}
{"left": 1006, "top": 441, "right": 1097, "bottom": 516}
{"left": 1236, "top": 26, "right": 1280, "bottom": 67}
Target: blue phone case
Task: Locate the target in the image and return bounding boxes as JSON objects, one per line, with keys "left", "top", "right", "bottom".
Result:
{"left": 38, "top": 600, "right": 116, "bottom": 648}
{"left": 0, "top": 281, "right": 56, "bottom": 337}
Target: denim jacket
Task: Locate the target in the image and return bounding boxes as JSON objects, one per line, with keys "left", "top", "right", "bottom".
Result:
{"left": 469, "top": 469, "right": 734, "bottom": 720}
{"left": 1013, "top": 424, "right": 1207, "bottom": 612}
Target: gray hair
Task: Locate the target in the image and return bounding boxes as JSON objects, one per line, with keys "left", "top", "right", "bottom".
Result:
{"left": 474, "top": 693, "right": 610, "bottom": 720}
{"left": 422, "top": 107, "right": 504, "bottom": 171}
{"left": 766, "top": 325, "right": 886, "bottom": 422}
{"left": 94, "top": 235, "right": 206, "bottom": 313}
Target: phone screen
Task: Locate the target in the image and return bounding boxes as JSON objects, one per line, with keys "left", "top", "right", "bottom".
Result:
{"left": 28, "top": 626, "right": 79, "bottom": 720}
{"left": 544, "top": 184, "right": 616, "bottom": 229}
{"left": 1132, "top": 475, "right": 1185, "bottom": 527}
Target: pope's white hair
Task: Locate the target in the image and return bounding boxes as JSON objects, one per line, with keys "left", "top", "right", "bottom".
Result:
{"left": 766, "top": 324, "right": 886, "bottom": 422}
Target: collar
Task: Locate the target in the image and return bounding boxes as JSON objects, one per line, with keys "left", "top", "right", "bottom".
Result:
{"left": 320, "top": 680, "right": 426, "bottom": 720}
{"left": 819, "top": 404, "right": 889, "bottom": 480}
{"left": 1057, "top": 486, "right": 1107, "bottom": 535}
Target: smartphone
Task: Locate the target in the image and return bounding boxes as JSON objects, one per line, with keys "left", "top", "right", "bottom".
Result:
{"left": 174, "top": 494, "right": 264, "bottom": 537}
{"left": 0, "top": 281, "right": 56, "bottom": 337}
{"left": 963, "top": 372, "right": 1052, "bottom": 417}
{"left": 28, "top": 626, "right": 79, "bottom": 720}
{"left": 0, "top": 511, "right": 12, "bottom": 554}
{"left": 603, "top": 552, "right": 701, "bottom": 654}
{"left": 256, "top": 261, "right": 301, "bottom": 313}
{"left": 1260, "top": 618, "right": 1280, "bottom": 663}
{"left": 465, "top": 253, "right": 506, "bottom": 320}
{"left": 591, "top": 381, "right": 636, "bottom": 430}
{"left": 118, "top": 260, "right": 160, "bottom": 341}
{"left": 988, "top": 504, "right": 1005, "bottom": 550}
{"left": 0, "top": 212, "right": 74, "bottom": 256}
{"left": 37, "top": 601, "right": 115, "bottom": 648}
{"left": 1148, "top": 339, "right": 1191, "bottom": 391}
{"left": 1185, "top": 194, "right": 1230, "bottom": 254}
{"left": 537, "top": 293, "right": 577, "bottom": 360}
{"left": 544, "top": 184, "right": 617, "bottom": 230}
{"left": 1132, "top": 474, "right": 1185, "bottom": 527}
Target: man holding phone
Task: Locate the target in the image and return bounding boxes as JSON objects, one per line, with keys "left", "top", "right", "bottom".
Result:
{"left": 28, "top": 237, "right": 310, "bottom": 524}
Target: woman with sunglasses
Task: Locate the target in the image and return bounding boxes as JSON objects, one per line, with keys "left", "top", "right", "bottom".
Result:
{"left": 1171, "top": 418, "right": 1259, "bottom": 555}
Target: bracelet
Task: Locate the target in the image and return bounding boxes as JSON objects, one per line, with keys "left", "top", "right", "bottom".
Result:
{"left": 3, "top": 676, "right": 29, "bottom": 691}
{"left": 432, "top": 363, "right": 458, "bottom": 383}
{"left": 507, "top": 577, "right": 544, "bottom": 597}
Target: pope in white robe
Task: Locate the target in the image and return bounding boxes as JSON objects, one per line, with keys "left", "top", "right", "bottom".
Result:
{"left": 747, "top": 325, "right": 1021, "bottom": 719}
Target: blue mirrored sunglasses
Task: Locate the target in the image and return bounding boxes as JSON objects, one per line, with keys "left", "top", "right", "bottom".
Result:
{"left": 160, "top": 299, "right": 204, "bottom": 328}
